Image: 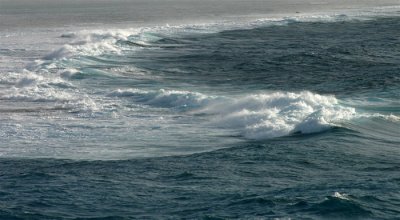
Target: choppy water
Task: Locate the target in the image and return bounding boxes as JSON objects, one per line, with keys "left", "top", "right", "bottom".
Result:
{"left": 0, "top": 4, "right": 399, "bottom": 219}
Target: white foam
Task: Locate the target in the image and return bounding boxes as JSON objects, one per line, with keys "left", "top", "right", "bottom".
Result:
{"left": 110, "top": 89, "right": 356, "bottom": 140}
{"left": 3, "top": 85, "right": 73, "bottom": 103}
{"left": 44, "top": 29, "right": 136, "bottom": 60}
{"left": 333, "top": 192, "right": 351, "bottom": 200}
{"left": 108, "top": 88, "right": 213, "bottom": 109}
{"left": 44, "top": 40, "right": 120, "bottom": 60}
{"left": 386, "top": 114, "right": 400, "bottom": 122}
{"left": 145, "top": 89, "right": 212, "bottom": 108}
{"left": 0, "top": 69, "right": 100, "bottom": 114}
{"left": 108, "top": 88, "right": 148, "bottom": 97}
{"left": 1, "top": 86, "right": 100, "bottom": 114}
{"left": 15, "top": 71, "right": 43, "bottom": 88}
{"left": 198, "top": 91, "right": 356, "bottom": 139}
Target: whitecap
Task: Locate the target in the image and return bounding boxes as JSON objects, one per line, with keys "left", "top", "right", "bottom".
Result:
{"left": 197, "top": 91, "right": 356, "bottom": 139}
{"left": 333, "top": 192, "right": 351, "bottom": 200}
{"left": 109, "top": 89, "right": 357, "bottom": 140}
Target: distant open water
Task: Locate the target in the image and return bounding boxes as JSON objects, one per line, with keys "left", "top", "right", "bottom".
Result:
{"left": 0, "top": 9, "right": 399, "bottom": 220}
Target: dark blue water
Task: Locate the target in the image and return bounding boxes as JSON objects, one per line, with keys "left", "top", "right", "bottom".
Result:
{"left": 1, "top": 16, "right": 399, "bottom": 219}
{"left": 133, "top": 18, "right": 400, "bottom": 96}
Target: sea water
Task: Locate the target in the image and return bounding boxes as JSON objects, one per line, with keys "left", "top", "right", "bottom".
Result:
{"left": 0, "top": 1, "right": 399, "bottom": 219}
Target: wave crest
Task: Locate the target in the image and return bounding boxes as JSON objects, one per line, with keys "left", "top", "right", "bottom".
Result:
{"left": 110, "top": 89, "right": 356, "bottom": 140}
{"left": 108, "top": 89, "right": 213, "bottom": 109}
{"left": 200, "top": 91, "right": 355, "bottom": 139}
{"left": 40, "top": 5, "right": 400, "bottom": 62}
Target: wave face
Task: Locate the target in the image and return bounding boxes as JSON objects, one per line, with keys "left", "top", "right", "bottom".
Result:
{"left": 1, "top": 7, "right": 400, "bottom": 219}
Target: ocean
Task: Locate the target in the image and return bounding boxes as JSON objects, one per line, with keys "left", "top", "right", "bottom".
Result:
{"left": 0, "top": 0, "right": 399, "bottom": 219}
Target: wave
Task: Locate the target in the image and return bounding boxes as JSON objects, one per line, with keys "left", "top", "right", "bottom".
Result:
{"left": 0, "top": 70, "right": 100, "bottom": 113}
{"left": 197, "top": 91, "right": 356, "bottom": 139}
{"left": 5, "top": 76, "right": 395, "bottom": 141}
{"left": 5, "top": 5, "right": 398, "bottom": 144}
{"left": 109, "top": 88, "right": 400, "bottom": 140}
{"left": 108, "top": 88, "right": 214, "bottom": 109}
{"left": 305, "top": 192, "right": 373, "bottom": 218}
{"left": 109, "top": 89, "right": 359, "bottom": 140}
{"left": 38, "top": 5, "right": 400, "bottom": 64}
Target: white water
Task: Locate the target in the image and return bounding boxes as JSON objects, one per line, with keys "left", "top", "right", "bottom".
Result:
{"left": 1, "top": 3, "right": 399, "bottom": 159}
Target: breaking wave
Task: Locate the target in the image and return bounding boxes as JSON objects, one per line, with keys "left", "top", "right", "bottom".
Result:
{"left": 1, "top": 5, "right": 398, "bottom": 159}
{"left": 40, "top": 5, "right": 400, "bottom": 62}
{"left": 109, "top": 89, "right": 357, "bottom": 140}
